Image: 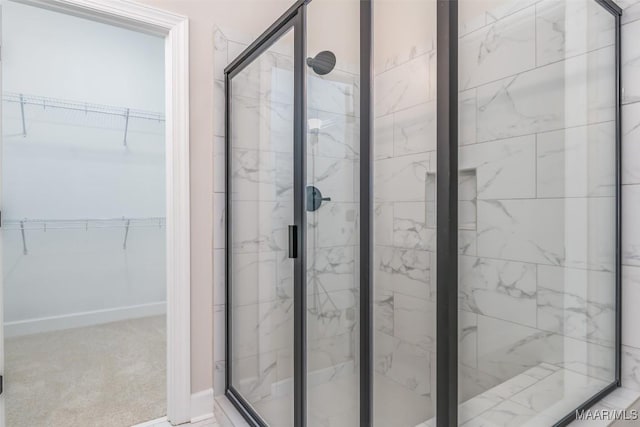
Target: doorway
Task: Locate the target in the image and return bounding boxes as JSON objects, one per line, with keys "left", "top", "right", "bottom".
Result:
{"left": 0, "top": 0, "right": 191, "bottom": 425}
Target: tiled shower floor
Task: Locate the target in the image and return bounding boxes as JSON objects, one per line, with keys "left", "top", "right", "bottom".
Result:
{"left": 218, "top": 364, "right": 640, "bottom": 427}
{"left": 422, "top": 364, "right": 640, "bottom": 427}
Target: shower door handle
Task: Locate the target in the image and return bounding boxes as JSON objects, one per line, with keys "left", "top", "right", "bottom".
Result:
{"left": 288, "top": 225, "right": 298, "bottom": 259}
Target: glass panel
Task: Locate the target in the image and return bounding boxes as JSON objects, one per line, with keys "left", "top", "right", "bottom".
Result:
{"left": 305, "top": 1, "right": 361, "bottom": 425}
{"left": 229, "top": 27, "right": 295, "bottom": 426}
{"left": 457, "top": 0, "right": 617, "bottom": 424}
{"left": 372, "top": 1, "right": 438, "bottom": 426}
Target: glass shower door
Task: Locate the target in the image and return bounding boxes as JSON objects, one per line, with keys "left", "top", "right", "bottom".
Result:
{"left": 227, "top": 26, "right": 296, "bottom": 427}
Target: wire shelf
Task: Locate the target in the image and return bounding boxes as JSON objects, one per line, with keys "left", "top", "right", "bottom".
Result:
{"left": 3, "top": 92, "right": 165, "bottom": 122}
{"left": 2, "top": 217, "right": 166, "bottom": 231}
{"left": 2, "top": 217, "right": 166, "bottom": 254}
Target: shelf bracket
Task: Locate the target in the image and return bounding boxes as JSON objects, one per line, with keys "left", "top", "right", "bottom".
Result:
{"left": 123, "top": 219, "right": 131, "bottom": 249}
{"left": 20, "top": 220, "right": 27, "bottom": 255}
{"left": 19, "top": 94, "right": 27, "bottom": 137}
{"left": 123, "top": 108, "right": 130, "bottom": 146}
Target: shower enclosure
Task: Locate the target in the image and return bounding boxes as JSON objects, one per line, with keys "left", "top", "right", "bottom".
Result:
{"left": 224, "top": 0, "right": 622, "bottom": 426}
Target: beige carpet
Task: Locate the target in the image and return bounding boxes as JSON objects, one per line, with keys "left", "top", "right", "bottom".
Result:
{"left": 5, "top": 315, "right": 166, "bottom": 427}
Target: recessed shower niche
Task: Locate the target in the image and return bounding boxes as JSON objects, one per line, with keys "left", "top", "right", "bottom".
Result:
{"left": 224, "top": 0, "right": 622, "bottom": 426}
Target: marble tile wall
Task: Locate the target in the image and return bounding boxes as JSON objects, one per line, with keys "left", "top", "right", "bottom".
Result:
{"left": 619, "top": 0, "right": 640, "bottom": 394}
{"left": 373, "top": 32, "right": 438, "bottom": 416}
{"left": 454, "top": 0, "right": 619, "bottom": 405}
{"left": 373, "top": 0, "right": 620, "bottom": 418}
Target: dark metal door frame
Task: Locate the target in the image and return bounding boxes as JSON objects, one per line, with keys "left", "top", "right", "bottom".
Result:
{"left": 224, "top": 1, "right": 307, "bottom": 426}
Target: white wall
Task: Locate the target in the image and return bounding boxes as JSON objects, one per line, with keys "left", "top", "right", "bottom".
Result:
{"left": 1, "top": 1, "right": 166, "bottom": 332}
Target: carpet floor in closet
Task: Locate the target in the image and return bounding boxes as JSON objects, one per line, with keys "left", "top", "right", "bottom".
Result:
{"left": 4, "top": 315, "right": 166, "bottom": 427}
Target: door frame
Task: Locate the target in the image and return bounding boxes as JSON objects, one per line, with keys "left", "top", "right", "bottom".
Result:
{"left": 1, "top": 0, "right": 191, "bottom": 424}
{"left": 224, "top": 2, "right": 306, "bottom": 425}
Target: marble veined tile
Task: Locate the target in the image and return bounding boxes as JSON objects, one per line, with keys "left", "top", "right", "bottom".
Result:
{"left": 622, "top": 20, "right": 640, "bottom": 105}
{"left": 509, "top": 369, "right": 609, "bottom": 421}
{"left": 374, "top": 288, "right": 394, "bottom": 335}
{"left": 623, "top": 103, "right": 640, "bottom": 185}
{"left": 536, "top": 0, "right": 616, "bottom": 67}
{"left": 310, "top": 202, "right": 358, "bottom": 248}
{"left": 620, "top": 0, "right": 640, "bottom": 25}
{"left": 561, "top": 336, "right": 616, "bottom": 383}
{"left": 374, "top": 114, "right": 394, "bottom": 160}
{"left": 375, "top": 152, "right": 432, "bottom": 202}
{"left": 459, "top": 255, "right": 537, "bottom": 328}
{"left": 308, "top": 73, "right": 357, "bottom": 116}
{"left": 622, "top": 185, "right": 640, "bottom": 266}
{"left": 374, "top": 202, "right": 393, "bottom": 246}
{"left": 460, "top": 230, "right": 478, "bottom": 256}
{"left": 375, "top": 53, "right": 432, "bottom": 116}
{"left": 214, "top": 193, "right": 225, "bottom": 250}
{"left": 305, "top": 332, "right": 355, "bottom": 376}
{"left": 213, "top": 27, "right": 228, "bottom": 79}
{"left": 459, "top": 135, "right": 536, "bottom": 200}
{"left": 459, "top": 364, "right": 504, "bottom": 403}
{"left": 484, "top": 0, "right": 538, "bottom": 26}
{"left": 373, "top": 0, "right": 435, "bottom": 74}
{"left": 477, "top": 198, "right": 615, "bottom": 269}
{"left": 307, "top": 156, "right": 356, "bottom": 203}
{"left": 463, "top": 399, "right": 537, "bottom": 427}
{"left": 307, "top": 246, "right": 356, "bottom": 294}
{"left": 231, "top": 95, "right": 294, "bottom": 154}
{"left": 230, "top": 201, "right": 292, "bottom": 253}
{"left": 623, "top": 266, "right": 640, "bottom": 349}
{"left": 306, "top": 288, "right": 357, "bottom": 341}
{"left": 214, "top": 136, "right": 225, "bottom": 193}
{"left": 231, "top": 251, "right": 279, "bottom": 306}
{"left": 214, "top": 79, "right": 225, "bottom": 138}
{"left": 374, "top": 330, "right": 431, "bottom": 395}
{"left": 231, "top": 298, "right": 293, "bottom": 360}
{"left": 376, "top": 246, "right": 433, "bottom": 301}
{"left": 459, "top": 5, "right": 536, "bottom": 90}
{"left": 460, "top": 310, "right": 478, "bottom": 369}
{"left": 460, "top": 88, "right": 477, "bottom": 146}
{"left": 537, "top": 122, "right": 616, "bottom": 198}
{"left": 459, "top": 388, "right": 504, "bottom": 425}
{"left": 537, "top": 264, "right": 615, "bottom": 346}
{"left": 230, "top": 149, "right": 293, "bottom": 201}
{"left": 477, "top": 47, "right": 616, "bottom": 142}
{"left": 522, "top": 363, "right": 559, "bottom": 380}
{"left": 233, "top": 350, "right": 279, "bottom": 404}
{"left": 393, "top": 202, "right": 435, "bottom": 251}
{"left": 393, "top": 293, "right": 436, "bottom": 352}
{"left": 622, "top": 345, "right": 640, "bottom": 392}
{"left": 308, "top": 109, "right": 359, "bottom": 160}
{"left": 374, "top": 371, "right": 434, "bottom": 427}
{"left": 393, "top": 102, "right": 436, "bottom": 156}
{"left": 476, "top": 315, "right": 560, "bottom": 381}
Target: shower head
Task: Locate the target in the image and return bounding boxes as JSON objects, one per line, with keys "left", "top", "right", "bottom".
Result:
{"left": 306, "top": 51, "right": 336, "bottom": 75}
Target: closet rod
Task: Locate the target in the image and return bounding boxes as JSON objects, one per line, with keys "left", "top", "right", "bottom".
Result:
{"left": 3, "top": 92, "right": 165, "bottom": 122}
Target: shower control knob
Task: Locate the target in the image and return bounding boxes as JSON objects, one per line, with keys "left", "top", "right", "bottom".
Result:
{"left": 306, "top": 186, "right": 331, "bottom": 212}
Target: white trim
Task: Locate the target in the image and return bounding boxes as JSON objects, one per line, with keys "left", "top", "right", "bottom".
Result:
{"left": 190, "top": 388, "right": 215, "bottom": 423}
{"left": 4, "top": 302, "right": 167, "bottom": 338}
{"left": 4, "top": 1, "right": 192, "bottom": 424}
{"left": 131, "top": 416, "right": 168, "bottom": 427}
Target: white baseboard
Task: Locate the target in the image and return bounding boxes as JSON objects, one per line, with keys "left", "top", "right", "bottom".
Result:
{"left": 191, "top": 388, "right": 214, "bottom": 423}
{"left": 4, "top": 301, "right": 167, "bottom": 338}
